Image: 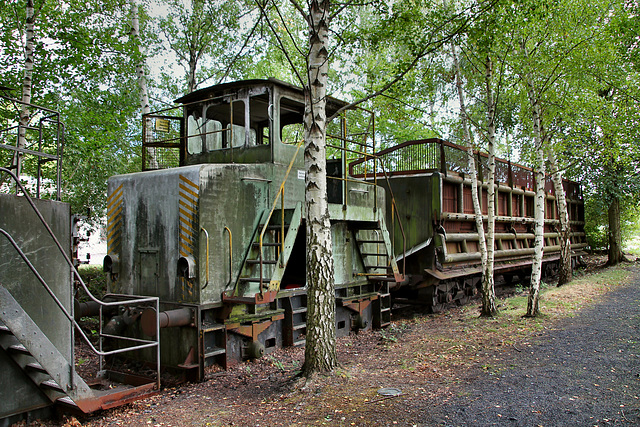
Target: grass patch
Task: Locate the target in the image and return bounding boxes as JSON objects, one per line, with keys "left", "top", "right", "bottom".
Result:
{"left": 397, "top": 265, "right": 635, "bottom": 377}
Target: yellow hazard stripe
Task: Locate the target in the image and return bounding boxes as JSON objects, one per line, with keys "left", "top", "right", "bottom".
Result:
{"left": 106, "top": 184, "right": 124, "bottom": 209}
{"left": 179, "top": 230, "right": 195, "bottom": 247}
{"left": 180, "top": 241, "right": 193, "bottom": 255}
{"left": 179, "top": 175, "right": 199, "bottom": 190}
{"left": 179, "top": 199, "right": 197, "bottom": 215}
{"left": 179, "top": 207, "right": 194, "bottom": 222}
{"left": 107, "top": 205, "right": 122, "bottom": 223}
{"left": 179, "top": 223, "right": 194, "bottom": 238}
{"left": 179, "top": 190, "right": 198, "bottom": 206}
{"left": 179, "top": 182, "right": 199, "bottom": 200}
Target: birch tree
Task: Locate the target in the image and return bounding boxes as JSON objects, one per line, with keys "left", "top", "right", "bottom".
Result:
{"left": 157, "top": 0, "right": 257, "bottom": 95}
{"left": 256, "top": 0, "right": 340, "bottom": 375}
{"left": 0, "top": 0, "right": 142, "bottom": 216}
{"left": 448, "top": 1, "right": 514, "bottom": 317}
{"left": 451, "top": 42, "right": 498, "bottom": 317}
{"left": 296, "top": 0, "right": 337, "bottom": 375}
{"left": 130, "top": 0, "right": 157, "bottom": 169}
{"left": 11, "top": 0, "right": 43, "bottom": 179}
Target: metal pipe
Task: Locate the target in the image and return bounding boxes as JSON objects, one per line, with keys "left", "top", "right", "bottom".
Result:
{"left": 141, "top": 307, "right": 193, "bottom": 337}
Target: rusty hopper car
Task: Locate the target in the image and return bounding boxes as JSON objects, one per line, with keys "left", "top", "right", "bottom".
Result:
{"left": 103, "top": 79, "right": 401, "bottom": 381}
{"left": 350, "top": 139, "right": 586, "bottom": 311}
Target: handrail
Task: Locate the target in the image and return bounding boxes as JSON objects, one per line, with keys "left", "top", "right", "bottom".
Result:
{"left": 0, "top": 167, "right": 161, "bottom": 389}
{"left": 379, "top": 162, "right": 406, "bottom": 278}
{"left": 0, "top": 102, "right": 64, "bottom": 200}
{"left": 224, "top": 226, "right": 233, "bottom": 287}
{"left": 328, "top": 109, "right": 406, "bottom": 278}
{"left": 200, "top": 226, "right": 210, "bottom": 289}
{"left": 256, "top": 141, "right": 303, "bottom": 295}
{"left": 347, "top": 138, "right": 583, "bottom": 190}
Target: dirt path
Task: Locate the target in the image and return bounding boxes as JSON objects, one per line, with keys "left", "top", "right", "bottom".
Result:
{"left": 417, "top": 267, "right": 640, "bottom": 426}
{"left": 34, "top": 264, "right": 640, "bottom": 427}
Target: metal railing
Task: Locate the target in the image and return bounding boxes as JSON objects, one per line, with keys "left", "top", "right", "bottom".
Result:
{"left": 0, "top": 168, "right": 161, "bottom": 389}
{"left": 326, "top": 110, "right": 407, "bottom": 279}
{"left": 0, "top": 95, "right": 64, "bottom": 200}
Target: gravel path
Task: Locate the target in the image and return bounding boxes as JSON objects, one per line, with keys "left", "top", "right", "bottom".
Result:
{"left": 421, "top": 268, "right": 640, "bottom": 426}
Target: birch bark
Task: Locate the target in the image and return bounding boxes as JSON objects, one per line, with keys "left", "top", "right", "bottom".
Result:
{"left": 482, "top": 56, "right": 497, "bottom": 317}
{"left": 450, "top": 41, "right": 497, "bottom": 316}
{"left": 525, "top": 75, "right": 545, "bottom": 317}
{"left": 301, "top": 0, "right": 337, "bottom": 376}
{"left": 13, "top": 0, "right": 37, "bottom": 177}
{"left": 547, "top": 148, "right": 572, "bottom": 285}
{"left": 130, "top": 0, "right": 157, "bottom": 169}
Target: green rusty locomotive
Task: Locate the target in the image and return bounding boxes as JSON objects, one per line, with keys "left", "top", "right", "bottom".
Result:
{"left": 102, "top": 79, "right": 586, "bottom": 381}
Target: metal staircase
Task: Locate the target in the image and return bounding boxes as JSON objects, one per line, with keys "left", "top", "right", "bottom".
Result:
{"left": 1, "top": 168, "right": 160, "bottom": 419}
{"left": 0, "top": 286, "right": 95, "bottom": 412}
{"left": 353, "top": 216, "right": 403, "bottom": 284}
{"left": 352, "top": 216, "right": 403, "bottom": 329}
{"left": 226, "top": 202, "right": 303, "bottom": 303}
{"left": 0, "top": 286, "right": 157, "bottom": 413}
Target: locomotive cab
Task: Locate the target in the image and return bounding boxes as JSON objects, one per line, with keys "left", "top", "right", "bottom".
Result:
{"left": 142, "top": 78, "right": 348, "bottom": 169}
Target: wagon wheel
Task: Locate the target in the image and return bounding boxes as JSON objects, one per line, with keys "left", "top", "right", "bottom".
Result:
{"left": 455, "top": 296, "right": 471, "bottom": 306}
{"left": 429, "top": 303, "right": 445, "bottom": 314}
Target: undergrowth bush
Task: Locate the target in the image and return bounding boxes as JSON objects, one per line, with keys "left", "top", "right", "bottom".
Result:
{"left": 77, "top": 265, "right": 107, "bottom": 300}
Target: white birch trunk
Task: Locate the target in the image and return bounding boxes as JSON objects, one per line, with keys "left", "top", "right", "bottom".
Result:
{"left": 130, "top": 0, "right": 157, "bottom": 169}
{"left": 547, "top": 147, "right": 572, "bottom": 286}
{"left": 525, "top": 75, "right": 545, "bottom": 317}
{"left": 482, "top": 56, "right": 497, "bottom": 317}
{"left": 451, "top": 42, "right": 497, "bottom": 316}
{"left": 302, "top": 0, "right": 337, "bottom": 376}
{"left": 14, "top": 0, "right": 36, "bottom": 177}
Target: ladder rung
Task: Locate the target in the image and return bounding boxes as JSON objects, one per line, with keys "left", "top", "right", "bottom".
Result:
{"left": 246, "top": 259, "right": 277, "bottom": 265}
{"left": 357, "top": 239, "right": 385, "bottom": 244}
{"left": 204, "top": 347, "right": 226, "bottom": 358}
{"left": 293, "top": 324, "right": 306, "bottom": 331}
{"left": 291, "top": 308, "right": 307, "bottom": 314}
{"left": 265, "top": 224, "right": 288, "bottom": 230}
{"left": 360, "top": 253, "right": 388, "bottom": 257}
{"left": 252, "top": 242, "right": 281, "bottom": 247}
{"left": 202, "top": 323, "right": 225, "bottom": 333}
